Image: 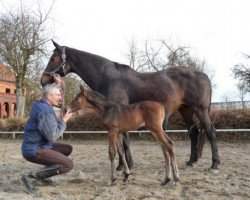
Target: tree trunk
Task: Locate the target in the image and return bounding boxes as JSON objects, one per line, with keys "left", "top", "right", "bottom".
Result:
{"left": 16, "top": 88, "right": 25, "bottom": 117}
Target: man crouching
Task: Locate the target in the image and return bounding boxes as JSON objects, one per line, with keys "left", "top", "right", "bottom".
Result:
{"left": 20, "top": 82, "right": 73, "bottom": 193}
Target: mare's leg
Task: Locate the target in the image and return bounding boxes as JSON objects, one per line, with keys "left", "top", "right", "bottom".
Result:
{"left": 195, "top": 108, "right": 220, "bottom": 170}
{"left": 116, "top": 134, "right": 130, "bottom": 183}
{"left": 117, "top": 132, "right": 133, "bottom": 170}
{"left": 108, "top": 128, "right": 119, "bottom": 185}
{"left": 179, "top": 107, "right": 202, "bottom": 166}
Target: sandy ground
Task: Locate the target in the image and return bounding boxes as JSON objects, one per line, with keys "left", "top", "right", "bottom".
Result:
{"left": 0, "top": 139, "right": 249, "bottom": 200}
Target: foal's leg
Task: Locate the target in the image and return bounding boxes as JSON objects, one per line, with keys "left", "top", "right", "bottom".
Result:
{"left": 160, "top": 146, "right": 172, "bottom": 185}
{"left": 116, "top": 134, "right": 130, "bottom": 183}
{"left": 108, "top": 128, "right": 119, "bottom": 185}
{"left": 161, "top": 132, "right": 179, "bottom": 184}
{"left": 164, "top": 134, "right": 179, "bottom": 182}
{"left": 150, "top": 128, "right": 179, "bottom": 185}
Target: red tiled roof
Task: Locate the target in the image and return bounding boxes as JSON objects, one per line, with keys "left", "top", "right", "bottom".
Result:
{"left": 0, "top": 63, "right": 15, "bottom": 82}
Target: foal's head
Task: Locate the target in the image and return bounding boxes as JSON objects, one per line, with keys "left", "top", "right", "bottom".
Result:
{"left": 68, "top": 85, "right": 92, "bottom": 113}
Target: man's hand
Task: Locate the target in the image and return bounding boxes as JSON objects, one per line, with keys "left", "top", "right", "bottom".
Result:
{"left": 62, "top": 110, "right": 74, "bottom": 123}
{"left": 53, "top": 74, "right": 63, "bottom": 86}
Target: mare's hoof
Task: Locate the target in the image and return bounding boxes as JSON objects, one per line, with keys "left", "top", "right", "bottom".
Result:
{"left": 128, "top": 164, "right": 133, "bottom": 170}
{"left": 185, "top": 161, "right": 193, "bottom": 167}
{"left": 116, "top": 165, "right": 123, "bottom": 171}
{"left": 207, "top": 168, "right": 220, "bottom": 174}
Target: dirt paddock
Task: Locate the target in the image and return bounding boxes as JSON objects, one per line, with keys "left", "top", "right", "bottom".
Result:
{"left": 0, "top": 139, "right": 249, "bottom": 200}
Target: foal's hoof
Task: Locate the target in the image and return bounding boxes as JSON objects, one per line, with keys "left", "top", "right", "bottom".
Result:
{"left": 111, "top": 178, "right": 117, "bottom": 186}
{"left": 160, "top": 178, "right": 171, "bottom": 186}
{"left": 174, "top": 176, "right": 180, "bottom": 182}
{"left": 161, "top": 179, "right": 176, "bottom": 187}
{"left": 123, "top": 173, "right": 130, "bottom": 183}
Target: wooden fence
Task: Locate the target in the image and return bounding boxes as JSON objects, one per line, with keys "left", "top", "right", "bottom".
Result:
{"left": 0, "top": 129, "right": 250, "bottom": 139}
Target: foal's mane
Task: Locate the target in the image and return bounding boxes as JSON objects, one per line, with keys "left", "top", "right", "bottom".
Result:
{"left": 86, "top": 90, "right": 114, "bottom": 106}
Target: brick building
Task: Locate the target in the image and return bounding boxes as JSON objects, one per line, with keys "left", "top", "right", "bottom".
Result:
{"left": 0, "top": 64, "right": 16, "bottom": 118}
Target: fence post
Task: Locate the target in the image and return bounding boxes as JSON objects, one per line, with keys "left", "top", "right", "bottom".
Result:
{"left": 12, "top": 132, "right": 15, "bottom": 139}
{"left": 138, "top": 131, "right": 142, "bottom": 140}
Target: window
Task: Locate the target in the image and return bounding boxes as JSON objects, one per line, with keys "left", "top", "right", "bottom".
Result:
{"left": 5, "top": 88, "right": 11, "bottom": 94}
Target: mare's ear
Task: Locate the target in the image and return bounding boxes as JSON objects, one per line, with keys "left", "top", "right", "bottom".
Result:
{"left": 52, "top": 40, "right": 62, "bottom": 52}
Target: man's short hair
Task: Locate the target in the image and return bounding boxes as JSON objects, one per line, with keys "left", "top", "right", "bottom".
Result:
{"left": 42, "top": 83, "right": 60, "bottom": 98}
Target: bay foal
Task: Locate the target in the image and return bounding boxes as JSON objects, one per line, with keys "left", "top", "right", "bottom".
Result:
{"left": 68, "top": 85, "right": 179, "bottom": 185}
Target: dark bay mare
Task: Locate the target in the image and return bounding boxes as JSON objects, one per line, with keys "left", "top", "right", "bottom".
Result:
{"left": 68, "top": 85, "right": 179, "bottom": 185}
{"left": 41, "top": 41, "right": 220, "bottom": 171}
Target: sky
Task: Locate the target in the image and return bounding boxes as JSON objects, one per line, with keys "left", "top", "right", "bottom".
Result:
{"left": 1, "top": 0, "right": 250, "bottom": 102}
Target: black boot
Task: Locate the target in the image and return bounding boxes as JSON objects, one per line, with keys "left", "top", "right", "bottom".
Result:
{"left": 29, "top": 165, "right": 60, "bottom": 185}
{"left": 20, "top": 173, "right": 37, "bottom": 193}
{"left": 21, "top": 165, "right": 60, "bottom": 193}
{"left": 35, "top": 165, "right": 60, "bottom": 183}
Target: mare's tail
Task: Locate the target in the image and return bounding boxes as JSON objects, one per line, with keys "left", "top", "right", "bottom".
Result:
{"left": 197, "top": 88, "right": 212, "bottom": 158}
{"left": 197, "top": 128, "right": 205, "bottom": 158}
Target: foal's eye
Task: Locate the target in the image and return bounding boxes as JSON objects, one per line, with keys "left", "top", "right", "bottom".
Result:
{"left": 50, "top": 57, "right": 55, "bottom": 62}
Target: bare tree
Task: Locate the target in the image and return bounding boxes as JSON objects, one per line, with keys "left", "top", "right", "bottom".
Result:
{"left": 0, "top": 0, "right": 55, "bottom": 117}
{"left": 237, "top": 82, "right": 248, "bottom": 109}
{"left": 221, "top": 93, "right": 231, "bottom": 110}
{"left": 63, "top": 74, "right": 86, "bottom": 105}
{"left": 233, "top": 55, "right": 250, "bottom": 93}
{"left": 125, "top": 37, "right": 215, "bottom": 85}
{"left": 125, "top": 37, "right": 150, "bottom": 72}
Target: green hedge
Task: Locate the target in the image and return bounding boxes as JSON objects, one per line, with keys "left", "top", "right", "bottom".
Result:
{"left": 65, "top": 109, "right": 250, "bottom": 131}
{"left": 0, "top": 109, "right": 249, "bottom": 131}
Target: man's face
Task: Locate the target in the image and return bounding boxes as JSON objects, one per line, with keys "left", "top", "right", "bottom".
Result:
{"left": 47, "top": 89, "right": 62, "bottom": 107}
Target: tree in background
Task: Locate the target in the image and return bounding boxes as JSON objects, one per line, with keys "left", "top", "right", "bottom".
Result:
{"left": 125, "top": 37, "right": 215, "bottom": 87}
{"left": 233, "top": 54, "right": 250, "bottom": 93}
{"left": 25, "top": 72, "right": 85, "bottom": 114}
{"left": 0, "top": 0, "right": 55, "bottom": 117}
{"left": 63, "top": 74, "right": 86, "bottom": 105}
{"left": 221, "top": 93, "right": 231, "bottom": 110}
{"left": 237, "top": 83, "right": 248, "bottom": 109}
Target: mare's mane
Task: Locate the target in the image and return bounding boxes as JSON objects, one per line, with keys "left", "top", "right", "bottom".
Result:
{"left": 114, "top": 62, "right": 132, "bottom": 72}
{"left": 65, "top": 46, "right": 169, "bottom": 79}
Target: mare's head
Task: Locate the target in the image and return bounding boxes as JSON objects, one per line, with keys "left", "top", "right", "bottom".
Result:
{"left": 68, "top": 85, "right": 92, "bottom": 113}
{"left": 41, "top": 40, "right": 71, "bottom": 86}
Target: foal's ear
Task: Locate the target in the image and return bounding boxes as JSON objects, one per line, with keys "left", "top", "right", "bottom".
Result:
{"left": 80, "top": 84, "right": 85, "bottom": 93}
{"left": 52, "top": 40, "right": 62, "bottom": 51}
